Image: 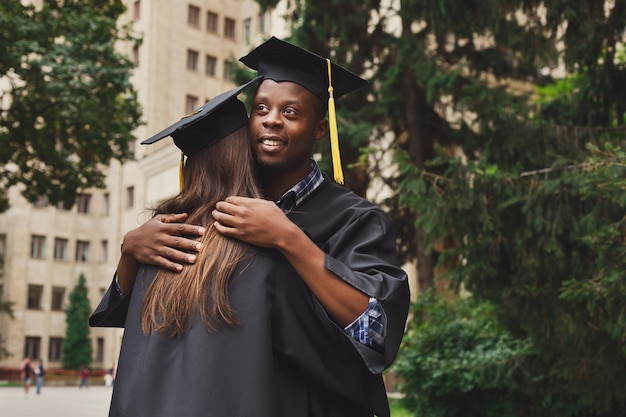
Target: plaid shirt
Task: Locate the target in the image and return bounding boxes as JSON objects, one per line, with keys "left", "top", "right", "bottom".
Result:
{"left": 276, "top": 160, "right": 385, "bottom": 349}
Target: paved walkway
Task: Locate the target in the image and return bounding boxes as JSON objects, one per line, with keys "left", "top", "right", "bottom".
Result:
{"left": 0, "top": 385, "right": 112, "bottom": 417}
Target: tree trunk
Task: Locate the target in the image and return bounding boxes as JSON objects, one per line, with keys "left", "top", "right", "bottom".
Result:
{"left": 403, "top": 21, "right": 435, "bottom": 293}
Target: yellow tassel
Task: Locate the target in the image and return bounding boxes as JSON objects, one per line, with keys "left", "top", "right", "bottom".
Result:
{"left": 179, "top": 151, "right": 185, "bottom": 191}
{"left": 326, "top": 58, "right": 344, "bottom": 184}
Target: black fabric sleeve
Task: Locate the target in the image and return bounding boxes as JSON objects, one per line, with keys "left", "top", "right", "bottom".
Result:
{"left": 89, "top": 274, "right": 132, "bottom": 328}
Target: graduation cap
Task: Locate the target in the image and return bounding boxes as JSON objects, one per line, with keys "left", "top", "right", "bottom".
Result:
{"left": 240, "top": 36, "right": 368, "bottom": 184}
{"left": 142, "top": 76, "right": 262, "bottom": 155}
{"left": 141, "top": 76, "right": 261, "bottom": 189}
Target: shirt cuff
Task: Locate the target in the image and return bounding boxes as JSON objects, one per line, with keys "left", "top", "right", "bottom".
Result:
{"left": 113, "top": 273, "right": 124, "bottom": 299}
{"left": 344, "top": 297, "right": 386, "bottom": 351}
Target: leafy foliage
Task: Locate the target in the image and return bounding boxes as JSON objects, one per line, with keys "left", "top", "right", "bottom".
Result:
{"left": 0, "top": 301, "right": 12, "bottom": 318}
{"left": 403, "top": 138, "right": 626, "bottom": 415}
{"left": 394, "top": 291, "right": 534, "bottom": 417}
{"left": 0, "top": 0, "right": 141, "bottom": 211}
{"left": 63, "top": 273, "right": 92, "bottom": 370}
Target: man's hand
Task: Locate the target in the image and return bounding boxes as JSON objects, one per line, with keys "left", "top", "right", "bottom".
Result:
{"left": 122, "top": 213, "right": 205, "bottom": 272}
{"left": 213, "top": 196, "right": 368, "bottom": 326}
{"left": 212, "top": 197, "right": 296, "bottom": 249}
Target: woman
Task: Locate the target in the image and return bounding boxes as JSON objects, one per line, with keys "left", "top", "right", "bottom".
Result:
{"left": 90, "top": 79, "right": 276, "bottom": 415}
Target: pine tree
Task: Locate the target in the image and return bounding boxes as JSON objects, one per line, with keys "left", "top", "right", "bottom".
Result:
{"left": 62, "top": 273, "right": 92, "bottom": 370}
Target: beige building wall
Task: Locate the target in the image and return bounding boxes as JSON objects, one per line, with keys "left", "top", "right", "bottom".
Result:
{"left": 0, "top": 0, "right": 283, "bottom": 371}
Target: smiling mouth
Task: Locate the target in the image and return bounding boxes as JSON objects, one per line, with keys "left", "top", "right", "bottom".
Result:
{"left": 258, "top": 136, "right": 285, "bottom": 147}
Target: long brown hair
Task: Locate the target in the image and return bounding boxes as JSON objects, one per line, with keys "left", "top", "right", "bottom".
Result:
{"left": 140, "top": 125, "right": 263, "bottom": 337}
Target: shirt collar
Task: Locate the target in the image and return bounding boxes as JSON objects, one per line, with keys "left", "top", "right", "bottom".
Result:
{"left": 276, "top": 160, "right": 324, "bottom": 213}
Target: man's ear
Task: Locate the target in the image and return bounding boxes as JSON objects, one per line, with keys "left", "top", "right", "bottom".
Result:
{"left": 314, "top": 119, "right": 328, "bottom": 142}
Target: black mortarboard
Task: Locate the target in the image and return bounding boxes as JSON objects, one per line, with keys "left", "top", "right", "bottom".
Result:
{"left": 141, "top": 76, "right": 262, "bottom": 156}
{"left": 239, "top": 37, "right": 367, "bottom": 184}
{"left": 239, "top": 36, "right": 367, "bottom": 103}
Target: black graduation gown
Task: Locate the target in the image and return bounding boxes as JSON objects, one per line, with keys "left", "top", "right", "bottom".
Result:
{"left": 90, "top": 176, "right": 409, "bottom": 417}
{"left": 91, "top": 252, "right": 284, "bottom": 417}
{"left": 284, "top": 175, "right": 411, "bottom": 413}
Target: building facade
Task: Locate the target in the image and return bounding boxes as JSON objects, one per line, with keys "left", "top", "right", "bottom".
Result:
{"left": 0, "top": 0, "right": 289, "bottom": 371}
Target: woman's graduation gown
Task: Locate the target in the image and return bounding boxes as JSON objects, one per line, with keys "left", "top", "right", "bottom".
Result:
{"left": 91, "top": 176, "right": 409, "bottom": 417}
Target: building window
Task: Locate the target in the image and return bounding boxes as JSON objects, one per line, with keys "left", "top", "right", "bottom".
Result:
{"left": 126, "top": 186, "right": 134, "bottom": 209}
{"left": 188, "top": 4, "right": 200, "bottom": 27}
{"left": 185, "top": 95, "right": 199, "bottom": 114}
{"left": 132, "top": 45, "right": 140, "bottom": 64}
{"left": 187, "top": 49, "right": 199, "bottom": 71}
{"left": 223, "top": 60, "right": 234, "bottom": 81}
{"left": 100, "top": 240, "right": 108, "bottom": 263}
{"left": 96, "top": 337, "right": 105, "bottom": 362}
{"left": 75, "top": 240, "right": 90, "bottom": 263}
{"left": 27, "top": 285, "right": 44, "bottom": 309}
{"left": 133, "top": 0, "right": 141, "bottom": 20}
{"left": 49, "top": 337, "right": 63, "bottom": 361}
{"left": 103, "top": 193, "right": 110, "bottom": 216}
{"left": 243, "top": 17, "right": 251, "bottom": 43}
{"left": 205, "top": 55, "right": 217, "bottom": 76}
{"left": 77, "top": 193, "right": 91, "bottom": 214}
{"left": 51, "top": 287, "right": 65, "bottom": 311}
{"left": 24, "top": 337, "right": 41, "bottom": 360}
{"left": 30, "top": 235, "right": 46, "bottom": 259}
{"left": 53, "top": 238, "right": 68, "bottom": 261}
{"left": 224, "top": 17, "right": 236, "bottom": 39}
{"left": 0, "top": 284, "right": 4, "bottom": 302}
{"left": 56, "top": 201, "right": 69, "bottom": 211}
{"left": 206, "top": 11, "right": 218, "bottom": 33}
{"left": 258, "top": 11, "right": 266, "bottom": 33}
{"left": 128, "top": 139, "right": 136, "bottom": 158}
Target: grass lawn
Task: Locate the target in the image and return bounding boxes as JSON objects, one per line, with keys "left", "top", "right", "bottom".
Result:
{"left": 389, "top": 398, "right": 412, "bottom": 416}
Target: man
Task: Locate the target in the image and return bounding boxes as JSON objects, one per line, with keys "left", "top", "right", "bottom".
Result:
{"left": 119, "top": 37, "right": 410, "bottom": 416}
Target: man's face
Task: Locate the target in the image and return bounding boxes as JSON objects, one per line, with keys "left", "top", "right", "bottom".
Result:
{"left": 249, "top": 79, "right": 326, "bottom": 183}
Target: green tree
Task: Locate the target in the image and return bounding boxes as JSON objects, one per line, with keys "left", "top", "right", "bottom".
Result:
{"left": 63, "top": 273, "right": 92, "bottom": 370}
{"left": 0, "top": 0, "right": 141, "bottom": 211}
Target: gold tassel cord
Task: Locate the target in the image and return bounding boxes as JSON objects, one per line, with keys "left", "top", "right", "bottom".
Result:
{"left": 179, "top": 151, "right": 185, "bottom": 191}
{"left": 326, "top": 58, "right": 344, "bottom": 184}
